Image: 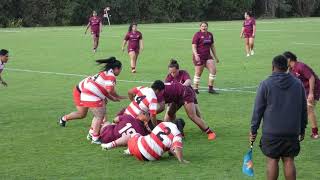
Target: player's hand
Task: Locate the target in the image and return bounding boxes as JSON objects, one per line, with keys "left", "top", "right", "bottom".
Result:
{"left": 299, "top": 133, "right": 305, "bottom": 142}
{"left": 121, "top": 47, "right": 125, "bottom": 52}
{"left": 252, "top": 33, "right": 255, "bottom": 38}
{"left": 195, "top": 54, "right": 200, "bottom": 62}
{"left": 307, "top": 93, "right": 314, "bottom": 105}
{"left": 240, "top": 33, "right": 243, "bottom": 38}
{"left": 1, "top": 81, "right": 7, "bottom": 87}
{"left": 85, "top": 31, "right": 87, "bottom": 35}
{"left": 215, "top": 58, "right": 220, "bottom": 63}
{"left": 249, "top": 132, "right": 257, "bottom": 142}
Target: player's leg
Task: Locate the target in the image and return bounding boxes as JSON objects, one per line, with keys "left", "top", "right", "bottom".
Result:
{"left": 134, "top": 51, "right": 139, "bottom": 72}
{"left": 308, "top": 102, "right": 319, "bottom": 139}
{"left": 59, "top": 88, "right": 88, "bottom": 127}
{"left": 95, "top": 34, "right": 100, "bottom": 50}
{"left": 89, "top": 105, "right": 106, "bottom": 144}
{"left": 183, "top": 102, "right": 216, "bottom": 140}
{"left": 281, "top": 157, "right": 296, "bottom": 180}
{"left": 206, "top": 59, "right": 218, "bottom": 94}
{"left": 193, "top": 65, "right": 205, "bottom": 94}
{"left": 59, "top": 106, "right": 88, "bottom": 127}
{"left": 129, "top": 51, "right": 137, "bottom": 73}
{"left": 101, "top": 133, "right": 131, "bottom": 150}
{"left": 195, "top": 104, "right": 202, "bottom": 118}
{"left": 92, "top": 34, "right": 97, "bottom": 52}
{"left": 245, "top": 38, "right": 250, "bottom": 57}
{"left": 249, "top": 37, "right": 254, "bottom": 55}
{"left": 164, "top": 103, "right": 181, "bottom": 121}
{"left": 266, "top": 157, "right": 280, "bottom": 180}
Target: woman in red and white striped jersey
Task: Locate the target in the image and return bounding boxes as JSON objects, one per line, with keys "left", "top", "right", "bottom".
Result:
{"left": 58, "top": 57, "right": 126, "bottom": 144}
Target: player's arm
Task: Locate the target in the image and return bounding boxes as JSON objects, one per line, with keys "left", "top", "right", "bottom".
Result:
{"left": 211, "top": 44, "right": 219, "bottom": 63}
{"left": 172, "top": 147, "right": 189, "bottom": 163}
{"left": 182, "top": 73, "right": 192, "bottom": 86}
{"left": 192, "top": 44, "right": 200, "bottom": 61}
{"left": 107, "top": 88, "right": 127, "bottom": 101}
{"left": 139, "top": 39, "right": 144, "bottom": 51}
{"left": 252, "top": 25, "right": 256, "bottom": 37}
{"left": 122, "top": 40, "right": 127, "bottom": 51}
{"left": 128, "top": 87, "right": 139, "bottom": 101}
{"left": 157, "top": 101, "right": 166, "bottom": 114}
{"left": 122, "top": 33, "right": 129, "bottom": 51}
{"left": 308, "top": 75, "right": 315, "bottom": 102}
{"left": 0, "top": 71, "right": 7, "bottom": 86}
{"left": 182, "top": 79, "right": 192, "bottom": 86}
{"left": 85, "top": 22, "right": 90, "bottom": 34}
{"left": 250, "top": 82, "right": 267, "bottom": 142}
{"left": 240, "top": 27, "right": 245, "bottom": 38}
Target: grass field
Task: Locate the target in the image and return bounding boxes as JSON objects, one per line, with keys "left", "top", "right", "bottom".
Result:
{"left": 1, "top": 18, "right": 320, "bottom": 179}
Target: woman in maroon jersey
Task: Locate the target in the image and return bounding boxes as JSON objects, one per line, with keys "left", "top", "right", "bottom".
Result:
{"left": 192, "top": 21, "right": 220, "bottom": 94}
{"left": 122, "top": 23, "right": 144, "bottom": 73}
{"left": 240, "top": 11, "right": 256, "bottom": 57}
{"left": 85, "top": 11, "right": 102, "bottom": 53}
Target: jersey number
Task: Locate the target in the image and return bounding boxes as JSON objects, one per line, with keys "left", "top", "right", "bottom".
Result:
{"left": 156, "top": 127, "right": 171, "bottom": 142}
{"left": 119, "top": 123, "right": 137, "bottom": 136}
{"left": 135, "top": 95, "right": 146, "bottom": 104}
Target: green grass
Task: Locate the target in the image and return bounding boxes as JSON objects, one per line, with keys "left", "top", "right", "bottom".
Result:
{"left": 1, "top": 17, "right": 320, "bottom": 179}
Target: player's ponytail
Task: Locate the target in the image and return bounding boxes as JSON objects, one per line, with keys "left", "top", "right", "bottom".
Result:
{"left": 168, "top": 59, "right": 179, "bottom": 69}
{"left": 128, "top": 22, "right": 137, "bottom": 32}
{"left": 96, "top": 57, "right": 122, "bottom": 71}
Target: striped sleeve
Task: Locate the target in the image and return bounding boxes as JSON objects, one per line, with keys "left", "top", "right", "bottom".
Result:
{"left": 149, "top": 98, "right": 158, "bottom": 117}
{"left": 171, "top": 135, "right": 183, "bottom": 151}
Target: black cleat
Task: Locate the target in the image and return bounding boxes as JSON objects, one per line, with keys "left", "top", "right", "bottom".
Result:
{"left": 58, "top": 117, "right": 66, "bottom": 127}
{"left": 208, "top": 89, "right": 219, "bottom": 94}
{"left": 194, "top": 89, "right": 200, "bottom": 94}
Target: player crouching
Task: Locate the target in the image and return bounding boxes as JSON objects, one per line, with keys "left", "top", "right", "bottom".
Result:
{"left": 101, "top": 121, "right": 189, "bottom": 163}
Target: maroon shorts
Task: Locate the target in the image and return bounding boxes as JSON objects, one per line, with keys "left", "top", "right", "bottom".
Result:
{"left": 91, "top": 31, "right": 100, "bottom": 38}
{"left": 73, "top": 87, "right": 83, "bottom": 106}
{"left": 244, "top": 32, "right": 254, "bottom": 38}
{"left": 128, "top": 48, "right": 139, "bottom": 54}
{"left": 100, "top": 125, "right": 116, "bottom": 143}
{"left": 182, "top": 86, "right": 196, "bottom": 105}
{"left": 192, "top": 54, "right": 213, "bottom": 66}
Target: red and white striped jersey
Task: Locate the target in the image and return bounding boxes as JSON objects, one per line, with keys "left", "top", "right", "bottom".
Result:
{"left": 136, "top": 122, "right": 183, "bottom": 161}
{"left": 78, "top": 69, "right": 116, "bottom": 102}
{"left": 124, "top": 86, "right": 158, "bottom": 118}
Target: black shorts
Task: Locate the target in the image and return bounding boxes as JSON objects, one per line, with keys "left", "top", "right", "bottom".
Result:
{"left": 259, "top": 136, "right": 300, "bottom": 159}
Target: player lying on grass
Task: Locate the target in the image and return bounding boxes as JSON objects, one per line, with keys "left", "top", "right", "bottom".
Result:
{"left": 99, "top": 112, "right": 150, "bottom": 144}
{"left": 157, "top": 81, "right": 216, "bottom": 140}
{"left": 59, "top": 57, "right": 126, "bottom": 144}
{"left": 101, "top": 119, "right": 189, "bottom": 163}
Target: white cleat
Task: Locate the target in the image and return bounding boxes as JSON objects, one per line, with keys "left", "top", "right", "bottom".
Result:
{"left": 250, "top": 50, "right": 254, "bottom": 56}
{"left": 101, "top": 143, "right": 109, "bottom": 150}
{"left": 123, "top": 148, "right": 131, "bottom": 155}
{"left": 246, "top": 54, "right": 250, "bottom": 57}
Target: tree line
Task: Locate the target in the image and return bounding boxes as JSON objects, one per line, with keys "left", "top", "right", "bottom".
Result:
{"left": 0, "top": 0, "right": 319, "bottom": 27}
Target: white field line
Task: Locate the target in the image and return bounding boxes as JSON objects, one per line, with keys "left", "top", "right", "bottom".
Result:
{"left": 293, "top": 42, "right": 320, "bottom": 46}
{"left": 6, "top": 68, "right": 256, "bottom": 93}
